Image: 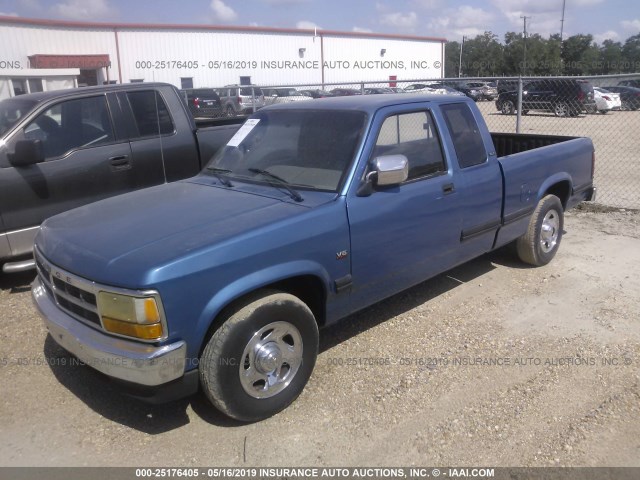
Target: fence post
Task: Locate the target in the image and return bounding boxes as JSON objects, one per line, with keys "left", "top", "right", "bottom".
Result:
{"left": 516, "top": 76, "right": 523, "bottom": 134}
{"left": 360, "top": 82, "right": 365, "bottom": 95}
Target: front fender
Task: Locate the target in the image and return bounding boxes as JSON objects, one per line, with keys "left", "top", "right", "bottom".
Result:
{"left": 192, "top": 260, "right": 332, "bottom": 358}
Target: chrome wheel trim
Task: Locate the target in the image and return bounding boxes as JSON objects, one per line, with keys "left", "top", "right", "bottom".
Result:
{"left": 540, "top": 209, "right": 560, "bottom": 253}
{"left": 554, "top": 103, "right": 568, "bottom": 117}
{"left": 239, "top": 321, "right": 303, "bottom": 399}
{"left": 502, "top": 101, "right": 514, "bottom": 115}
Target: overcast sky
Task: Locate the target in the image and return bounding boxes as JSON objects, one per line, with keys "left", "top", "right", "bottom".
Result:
{"left": 1, "top": 0, "right": 638, "bottom": 43}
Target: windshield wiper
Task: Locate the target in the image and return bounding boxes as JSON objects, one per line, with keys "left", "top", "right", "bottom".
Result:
{"left": 248, "top": 168, "right": 304, "bottom": 202}
{"left": 205, "top": 167, "right": 233, "bottom": 187}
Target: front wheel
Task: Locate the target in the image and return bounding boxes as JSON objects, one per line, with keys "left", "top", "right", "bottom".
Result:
{"left": 516, "top": 195, "right": 564, "bottom": 266}
{"left": 200, "top": 291, "right": 319, "bottom": 422}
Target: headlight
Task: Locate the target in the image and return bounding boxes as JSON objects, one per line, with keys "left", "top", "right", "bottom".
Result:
{"left": 97, "top": 291, "right": 164, "bottom": 340}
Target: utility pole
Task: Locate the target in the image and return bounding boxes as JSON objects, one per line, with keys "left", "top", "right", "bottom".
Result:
{"left": 560, "top": 0, "right": 566, "bottom": 41}
{"left": 521, "top": 16, "right": 530, "bottom": 76}
{"left": 458, "top": 36, "right": 466, "bottom": 78}
{"left": 559, "top": 0, "right": 566, "bottom": 74}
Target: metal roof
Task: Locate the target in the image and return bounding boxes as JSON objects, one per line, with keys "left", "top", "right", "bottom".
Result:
{"left": 0, "top": 15, "right": 447, "bottom": 43}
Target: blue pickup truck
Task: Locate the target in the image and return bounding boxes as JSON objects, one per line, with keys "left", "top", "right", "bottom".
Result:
{"left": 32, "top": 94, "right": 595, "bottom": 421}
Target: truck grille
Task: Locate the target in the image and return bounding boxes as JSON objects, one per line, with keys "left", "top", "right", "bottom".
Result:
{"left": 35, "top": 250, "right": 101, "bottom": 327}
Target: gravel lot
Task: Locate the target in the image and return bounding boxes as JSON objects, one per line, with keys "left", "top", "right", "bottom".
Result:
{"left": 1, "top": 206, "right": 638, "bottom": 467}
{"left": 477, "top": 101, "right": 640, "bottom": 209}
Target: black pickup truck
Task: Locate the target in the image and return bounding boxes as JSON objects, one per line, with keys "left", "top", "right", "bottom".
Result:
{"left": 0, "top": 83, "right": 242, "bottom": 273}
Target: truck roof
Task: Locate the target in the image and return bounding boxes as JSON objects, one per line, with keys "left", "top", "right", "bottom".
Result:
{"left": 6, "top": 82, "right": 176, "bottom": 104}
{"left": 263, "top": 93, "right": 472, "bottom": 114}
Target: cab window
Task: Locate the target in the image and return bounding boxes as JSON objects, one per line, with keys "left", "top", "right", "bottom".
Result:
{"left": 373, "top": 110, "right": 446, "bottom": 181}
{"left": 23, "top": 95, "right": 115, "bottom": 160}
{"left": 126, "top": 90, "right": 175, "bottom": 138}
{"left": 440, "top": 103, "right": 487, "bottom": 168}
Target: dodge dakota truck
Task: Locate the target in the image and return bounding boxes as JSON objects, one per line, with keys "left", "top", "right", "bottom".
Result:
{"left": 0, "top": 83, "right": 241, "bottom": 273}
{"left": 32, "top": 94, "right": 595, "bottom": 421}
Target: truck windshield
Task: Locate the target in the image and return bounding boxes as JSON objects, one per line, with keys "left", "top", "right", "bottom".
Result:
{"left": 206, "top": 109, "right": 367, "bottom": 192}
{"left": 0, "top": 98, "right": 38, "bottom": 137}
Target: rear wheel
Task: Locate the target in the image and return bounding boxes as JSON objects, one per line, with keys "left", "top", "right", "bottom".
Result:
{"left": 200, "top": 291, "right": 318, "bottom": 422}
{"left": 501, "top": 100, "right": 515, "bottom": 115}
{"left": 554, "top": 102, "right": 569, "bottom": 117}
{"left": 516, "top": 195, "right": 564, "bottom": 266}
{"left": 522, "top": 109, "right": 529, "bottom": 115}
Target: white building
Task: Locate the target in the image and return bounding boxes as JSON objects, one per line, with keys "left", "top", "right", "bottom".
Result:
{"left": 0, "top": 15, "right": 446, "bottom": 98}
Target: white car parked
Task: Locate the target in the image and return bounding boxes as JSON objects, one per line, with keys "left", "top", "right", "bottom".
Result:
{"left": 263, "top": 88, "right": 311, "bottom": 105}
{"left": 403, "top": 83, "right": 447, "bottom": 95}
{"left": 594, "top": 87, "right": 622, "bottom": 114}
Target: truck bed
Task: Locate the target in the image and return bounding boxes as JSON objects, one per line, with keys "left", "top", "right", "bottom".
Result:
{"left": 491, "top": 132, "right": 578, "bottom": 158}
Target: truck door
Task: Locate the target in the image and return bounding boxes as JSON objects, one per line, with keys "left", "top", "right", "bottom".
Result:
{"left": 119, "top": 89, "right": 201, "bottom": 185}
{"left": 347, "top": 107, "right": 462, "bottom": 310}
{"left": 0, "top": 93, "right": 134, "bottom": 259}
{"left": 438, "top": 102, "right": 503, "bottom": 262}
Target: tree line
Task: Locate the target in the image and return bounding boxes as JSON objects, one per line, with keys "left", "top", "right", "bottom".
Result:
{"left": 444, "top": 31, "right": 640, "bottom": 78}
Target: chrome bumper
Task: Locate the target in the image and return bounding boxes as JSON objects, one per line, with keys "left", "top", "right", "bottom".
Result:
{"left": 32, "top": 277, "right": 186, "bottom": 386}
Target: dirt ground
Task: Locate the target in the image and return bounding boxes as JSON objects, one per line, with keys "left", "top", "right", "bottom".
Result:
{"left": 0, "top": 206, "right": 639, "bottom": 467}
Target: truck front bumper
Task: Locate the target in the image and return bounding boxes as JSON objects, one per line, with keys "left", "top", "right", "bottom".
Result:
{"left": 32, "top": 277, "right": 187, "bottom": 387}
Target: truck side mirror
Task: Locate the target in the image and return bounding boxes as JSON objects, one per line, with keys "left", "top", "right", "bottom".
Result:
{"left": 357, "top": 154, "right": 409, "bottom": 196}
{"left": 372, "top": 154, "right": 409, "bottom": 186}
{"left": 9, "top": 139, "right": 45, "bottom": 167}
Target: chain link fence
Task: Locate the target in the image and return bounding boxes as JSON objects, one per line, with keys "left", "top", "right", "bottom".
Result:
{"left": 201, "top": 74, "right": 640, "bottom": 208}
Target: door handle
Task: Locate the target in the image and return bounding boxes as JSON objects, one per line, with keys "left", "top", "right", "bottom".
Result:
{"left": 109, "top": 155, "right": 131, "bottom": 170}
{"left": 109, "top": 155, "right": 129, "bottom": 165}
{"left": 442, "top": 183, "right": 455, "bottom": 195}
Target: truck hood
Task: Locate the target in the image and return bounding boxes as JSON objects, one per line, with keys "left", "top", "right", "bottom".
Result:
{"left": 36, "top": 180, "right": 309, "bottom": 286}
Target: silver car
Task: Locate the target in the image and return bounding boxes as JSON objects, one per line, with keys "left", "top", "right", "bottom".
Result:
{"left": 217, "top": 85, "right": 265, "bottom": 116}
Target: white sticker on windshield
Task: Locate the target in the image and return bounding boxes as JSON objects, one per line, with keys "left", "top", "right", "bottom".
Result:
{"left": 226, "top": 118, "right": 260, "bottom": 147}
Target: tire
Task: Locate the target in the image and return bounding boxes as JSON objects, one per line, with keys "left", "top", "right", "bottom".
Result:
{"left": 598, "top": 109, "right": 609, "bottom": 115}
{"left": 501, "top": 100, "right": 515, "bottom": 115}
{"left": 225, "top": 105, "right": 235, "bottom": 117}
{"left": 522, "top": 110, "right": 529, "bottom": 115}
{"left": 516, "top": 195, "right": 564, "bottom": 266}
{"left": 553, "top": 102, "right": 569, "bottom": 117}
{"left": 200, "top": 290, "right": 319, "bottom": 422}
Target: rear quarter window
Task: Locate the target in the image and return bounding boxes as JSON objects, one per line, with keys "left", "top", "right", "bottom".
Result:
{"left": 126, "top": 90, "right": 175, "bottom": 137}
{"left": 440, "top": 103, "right": 487, "bottom": 169}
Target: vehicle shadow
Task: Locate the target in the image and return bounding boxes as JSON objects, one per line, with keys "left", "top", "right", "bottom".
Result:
{"left": 319, "top": 249, "right": 510, "bottom": 353}
{"left": 43, "top": 335, "right": 245, "bottom": 432}
{"left": 487, "top": 112, "right": 588, "bottom": 119}
{"left": 42, "top": 246, "right": 521, "bottom": 432}
{"left": 0, "top": 270, "right": 36, "bottom": 294}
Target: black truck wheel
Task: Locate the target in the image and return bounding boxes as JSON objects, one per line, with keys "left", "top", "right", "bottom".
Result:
{"left": 200, "top": 290, "right": 318, "bottom": 422}
{"left": 516, "top": 194, "right": 564, "bottom": 266}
